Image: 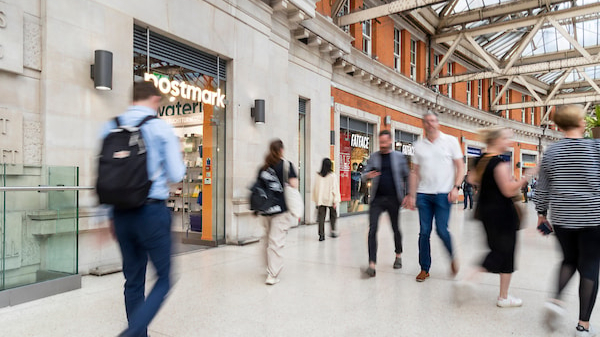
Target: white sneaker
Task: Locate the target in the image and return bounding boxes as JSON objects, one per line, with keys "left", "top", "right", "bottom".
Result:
{"left": 497, "top": 295, "right": 523, "bottom": 308}
{"left": 265, "top": 275, "right": 280, "bottom": 285}
{"left": 576, "top": 324, "right": 597, "bottom": 337}
{"left": 544, "top": 301, "right": 565, "bottom": 332}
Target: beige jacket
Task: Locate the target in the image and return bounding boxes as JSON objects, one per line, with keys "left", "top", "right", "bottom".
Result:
{"left": 312, "top": 173, "right": 341, "bottom": 207}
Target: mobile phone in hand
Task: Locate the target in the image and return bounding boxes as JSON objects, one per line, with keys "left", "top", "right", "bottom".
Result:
{"left": 537, "top": 221, "right": 553, "bottom": 235}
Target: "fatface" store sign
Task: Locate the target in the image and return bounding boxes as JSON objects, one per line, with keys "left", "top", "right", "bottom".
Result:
{"left": 144, "top": 73, "right": 226, "bottom": 108}
{"left": 350, "top": 134, "right": 369, "bottom": 149}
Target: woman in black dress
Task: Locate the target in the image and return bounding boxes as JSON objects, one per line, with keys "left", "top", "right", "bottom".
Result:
{"left": 457, "top": 127, "right": 530, "bottom": 307}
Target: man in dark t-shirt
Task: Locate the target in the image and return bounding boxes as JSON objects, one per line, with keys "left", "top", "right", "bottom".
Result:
{"left": 362, "top": 130, "right": 410, "bottom": 277}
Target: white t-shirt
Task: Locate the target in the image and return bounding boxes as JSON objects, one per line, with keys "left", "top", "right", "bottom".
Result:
{"left": 413, "top": 132, "right": 463, "bottom": 194}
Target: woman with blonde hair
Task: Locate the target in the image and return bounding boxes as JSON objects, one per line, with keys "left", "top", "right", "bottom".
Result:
{"left": 535, "top": 105, "right": 600, "bottom": 336}
{"left": 312, "top": 158, "right": 341, "bottom": 241}
{"left": 456, "top": 127, "right": 530, "bottom": 307}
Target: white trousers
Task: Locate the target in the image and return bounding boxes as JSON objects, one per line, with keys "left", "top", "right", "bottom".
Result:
{"left": 264, "top": 212, "right": 292, "bottom": 277}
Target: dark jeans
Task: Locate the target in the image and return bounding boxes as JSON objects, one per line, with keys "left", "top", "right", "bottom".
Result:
{"left": 317, "top": 205, "right": 337, "bottom": 236}
{"left": 114, "top": 202, "right": 172, "bottom": 337}
{"left": 417, "top": 193, "right": 454, "bottom": 273}
{"left": 554, "top": 226, "right": 600, "bottom": 322}
{"left": 463, "top": 191, "right": 473, "bottom": 209}
{"left": 368, "top": 196, "right": 402, "bottom": 264}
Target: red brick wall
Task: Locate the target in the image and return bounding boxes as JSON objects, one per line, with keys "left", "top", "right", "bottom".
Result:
{"left": 453, "top": 64, "right": 468, "bottom": 104}
{"left": 417, "top": 41, "right": 426, "bottom": 83}
{"left": 401, "top": 30, "right": 411, "bottom": 78}
{"left": 373, "top": 17, "right": 395, "bottom": 69}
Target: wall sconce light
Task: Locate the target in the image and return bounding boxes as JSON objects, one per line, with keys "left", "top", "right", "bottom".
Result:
{"left": 90, "top": 50, "right": 113, "bottom": 90}
{"left": 251, "top": 99, "right": 265, "bottom": 124}
{"left": 384, "top": 115, "right": 391, "bottom": 125}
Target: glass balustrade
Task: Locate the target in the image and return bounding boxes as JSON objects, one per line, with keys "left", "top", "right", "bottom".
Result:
{"left": 0, "top": 164, "right": 79, "bottom": 291}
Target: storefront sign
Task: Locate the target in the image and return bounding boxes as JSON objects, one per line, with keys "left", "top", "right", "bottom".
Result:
{"left": 467, "top": 147, "right": 482, "bottom": 156}
{"left": 350, "top": 134, "right": 369, "bottom": 149}
{"left": 523, "top": 162, "right": 536, "bottom": 168}
{"left": 144, "top": 73, "right": 226, "bottom": 108}
{"left": 401, "top": 143, "right": 415, "bottom": 156}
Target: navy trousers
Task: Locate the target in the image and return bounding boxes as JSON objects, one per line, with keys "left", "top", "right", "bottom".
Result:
{"left": 113, "top": 202, "right": 172, "bottom": 337}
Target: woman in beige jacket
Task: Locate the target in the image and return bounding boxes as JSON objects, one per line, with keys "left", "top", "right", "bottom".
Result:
{"left": 312, "top": 158, "right": 341, "bottom": 241}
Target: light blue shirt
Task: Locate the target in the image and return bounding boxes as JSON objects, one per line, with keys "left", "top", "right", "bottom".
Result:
{"left": 100, "top": 105, "right": 186, "bottom": 200}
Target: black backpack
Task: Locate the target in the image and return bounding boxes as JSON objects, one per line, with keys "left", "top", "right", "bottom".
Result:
{"left": 249, "top": 168, "right": 283, "bottom": 215}
{"left": 96, "top": 115, "right": 156, "bottom": 209}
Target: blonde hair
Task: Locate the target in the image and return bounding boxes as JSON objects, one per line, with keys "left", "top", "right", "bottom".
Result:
{"left": 552, "top": 105, "right": 585, "bottom": 131}
{"left": 478, "top": 126, "right": 508, "bottom": 146}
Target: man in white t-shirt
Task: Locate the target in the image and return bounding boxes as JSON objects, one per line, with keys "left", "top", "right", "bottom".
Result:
{"left": 405, "top": 111, "right": 464, "bottom": 282}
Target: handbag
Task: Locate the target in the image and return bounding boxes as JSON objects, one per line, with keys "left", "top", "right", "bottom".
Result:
{"left": 283, "top": 160, "right": 304, "bottom": 218}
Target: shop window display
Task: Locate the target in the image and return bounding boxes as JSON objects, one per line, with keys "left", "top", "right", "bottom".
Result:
{"left": 339, "top": 118, "right": 374, "bottom": 215}
{"left": 133, "top": 29, "right": 226, "bottom": 244}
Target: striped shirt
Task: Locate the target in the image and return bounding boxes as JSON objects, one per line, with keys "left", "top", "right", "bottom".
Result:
{"left": 534, "top": 138, "right": 600, "bottom": 228}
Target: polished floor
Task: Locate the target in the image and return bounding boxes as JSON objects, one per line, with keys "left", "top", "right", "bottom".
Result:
{"left": 0, "top": 203, "right": 591, "bottom": 337}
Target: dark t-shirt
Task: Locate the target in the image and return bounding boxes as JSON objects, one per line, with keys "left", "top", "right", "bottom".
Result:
{"left": 375, "top": 153, "right": 397, "bottom": 198}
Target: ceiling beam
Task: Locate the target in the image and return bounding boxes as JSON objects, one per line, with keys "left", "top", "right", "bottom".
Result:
{"left": 431, "top": 52, "right": 600, "bottom": 84}
{"left": 518, "top": 75, "right": 544, "bottom": 103}
{"left": 434, "top": 2, "right": 600, "bottom": 43}
{"left": 560, "top": 78, "right": 600, "bottom": 89}
{"left": 491, "top": 76, "right": 515, "bottom": 106}
{"left": 331, "top": 0, "right": 346, "bottom": 18}
{"left": 337, "top": 0, "right": 446, "bottom": 27}
{"left": 502, "top": 17, "right": 546, "bottom": 73}
{"left": 441, "top": 0, "right": 570, "bottom": 28}
{"left": 578, "top": 69, "right": 600, "bottom": 94}
{"left": 494, "top": 92, "right": 600, "bottom": 109}
{"left": 547, "top": 16, "right": 592, "bottom": 61}
{"left": 544, "top": 69, "right": 571, "bottom": 103}
{"left": 513, "top": 45, "right": 600, "bottom": 67}
{"left": 431, "top": 34, "right": 464, "bottom": 78}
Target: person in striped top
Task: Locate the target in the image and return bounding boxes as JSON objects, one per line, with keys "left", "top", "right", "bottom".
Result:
{"left": 534, "top": 105, "right": 600, "bottom": 337}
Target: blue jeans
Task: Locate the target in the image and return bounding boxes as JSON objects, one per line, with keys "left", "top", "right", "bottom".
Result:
{"left": 113, "top": 202, "right": 172, "bottom": 337}
{"left": 417, "top": 193, "right": 454, "bottom": 273}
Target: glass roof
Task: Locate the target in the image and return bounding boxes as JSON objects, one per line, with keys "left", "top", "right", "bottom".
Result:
{"left": 429, "top": 0, "right": 600, "bottom": 89}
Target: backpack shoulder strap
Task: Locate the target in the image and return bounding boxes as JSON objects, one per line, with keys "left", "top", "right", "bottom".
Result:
{"left": 114, "top": 117, "right": 121, "bottom": 127}
{"left": 283, "top": 160, "right": 289, "bottom": 184}
{"left": 136, "top": 115, "right": 157, "bottom": 128}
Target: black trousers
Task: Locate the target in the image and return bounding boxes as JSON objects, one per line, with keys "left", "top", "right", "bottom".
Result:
{"left": 368, "top": 196, "right": 402, "bottom": 263}
{"left": 317, "top": 205, "right": 337, "bottom": 236}
{"left": 554, "top": 226, "right": 600, "bottom": 321}
{"left": 463, "top": 191, "right": 474, "bottom": 209}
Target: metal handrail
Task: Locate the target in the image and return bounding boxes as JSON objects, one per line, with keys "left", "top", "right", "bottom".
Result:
{"left": 0, "top": 186, "right": 94, "bottom": 192}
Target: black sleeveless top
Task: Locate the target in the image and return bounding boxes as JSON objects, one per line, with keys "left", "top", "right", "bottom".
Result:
{"left": 474, "top": 155, "right": 519, "bottom": 228}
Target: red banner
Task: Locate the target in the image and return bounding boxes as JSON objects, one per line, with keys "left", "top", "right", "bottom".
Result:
{"left": 340, "top": 133, "right": 352, "bottom": 202}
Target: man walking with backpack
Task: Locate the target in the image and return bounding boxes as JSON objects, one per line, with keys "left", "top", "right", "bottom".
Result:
{"left": 98, "top": 81, "right": 185, "bottom": 337}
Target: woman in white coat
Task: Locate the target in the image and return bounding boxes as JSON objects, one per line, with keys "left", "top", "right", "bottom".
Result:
{"left": 312, "top": 158, "right": 341, "bottom": 241}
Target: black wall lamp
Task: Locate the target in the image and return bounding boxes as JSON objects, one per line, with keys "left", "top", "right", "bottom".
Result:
{"left": 251, "top": 99, "right": 265, "bottom": 124}
{"left": 91, "top": 50, "right": 113, "bottom": 90}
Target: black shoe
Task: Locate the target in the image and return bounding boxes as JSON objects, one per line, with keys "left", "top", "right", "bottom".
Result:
{"left": 393, "top": 257, "right": 402, "bottom": 269}
{"left": 365, "top": 267, "right": 376, "bottom": 277}
{"left": 319, "top": 235, "right": 325, "bottom": 241}
{"left": 329, "top": 232, "right": 338, "bottom": 238}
